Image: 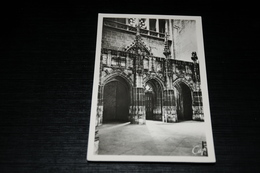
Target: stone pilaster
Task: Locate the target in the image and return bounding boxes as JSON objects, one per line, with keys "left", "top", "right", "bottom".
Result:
{"left": 107, "top": 50, "right": 112, "bottom": 67}
{"left": 126, "top": 53, "right": 129, "bottom": 69}
{"left": 163, "top": 89, "right": 177, "bottom": 122}
{"left": 162, "top": 30, "right": 177, "bottom": 123}
{"left": 192, "top": 90, "right": 204, "bottom": 121}
{"left": 191, "top": 52, "right": 204, "bottom": 121}
{"left": 149, "top": 56, "right": 152, "bottom": 72}
{"left": 155, "top": 18, "right": 159, "bottom": 32}
{"left": 129, "top": 87, "right": 145, "bottom": 124}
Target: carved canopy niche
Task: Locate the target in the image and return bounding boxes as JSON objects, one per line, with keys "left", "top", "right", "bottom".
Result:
{"left": 125, "top": 35, "right": 152, "bottom": 56}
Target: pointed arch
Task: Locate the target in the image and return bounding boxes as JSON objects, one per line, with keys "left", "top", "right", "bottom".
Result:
{"left": 173, "top": 78, "right": 194, "bottom": 92}
{"left": 143, "top": 75, "right": 166, "bottom": 91}
{"left": 102, "top": 72, "right": 134, "bottom": 88}
{"left": 144, "top": 78, "right": 163, "bottom": 121}
{"left": 102, "top": 75, "right": 131, "bottom": 123}
{"left": 173, "top": 78, "right": 193, "bottom": 121}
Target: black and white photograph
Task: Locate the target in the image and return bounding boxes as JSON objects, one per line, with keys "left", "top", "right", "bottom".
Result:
{"left": 3, "top": 3, "right": 260, "bottom": 172}
{"left": 87, "top": 13, "right": 215, "bottom": 162}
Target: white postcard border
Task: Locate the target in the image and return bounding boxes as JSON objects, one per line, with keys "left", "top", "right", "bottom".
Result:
{"left": 87, "top": 13, "right": 215, "bottom": 163}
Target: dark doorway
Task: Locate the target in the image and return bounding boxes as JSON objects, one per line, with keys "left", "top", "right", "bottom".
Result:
{"left": 176, "top": 82, "right": 193, "bottom": 121}
{"left": 144, "top": 80, "right": 162, "bottom": 121}
{"left": 103, "top": 77, "right": 130, "bottom": 123}
{"left": 145, "top": 92, "right": 154, "bottom": 120}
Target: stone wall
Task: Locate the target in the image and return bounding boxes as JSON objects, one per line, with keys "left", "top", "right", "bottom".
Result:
{"left": 172, "top": 20, "right": 197, "bottom": 62}
{"left": 102, "top": 25, "right": 165, "bottom": 58}
{"left": 102, "top": 27, "right": 135, "bottom": 51}
{"left": 141, "top": 36, "right": 165, "bottom": 57}
{"left": 98, "top": 19, "right": 204, "bottom": 124}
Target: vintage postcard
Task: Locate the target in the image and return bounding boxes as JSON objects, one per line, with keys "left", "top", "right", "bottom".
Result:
{"left": 87, "top": 13, "right": 215, "bottom": 162}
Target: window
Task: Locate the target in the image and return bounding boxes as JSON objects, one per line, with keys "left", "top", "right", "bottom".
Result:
{"left": 149, "top": 19, "right": 156, "bottom": 31}
{"left": 106, "top": 18, "right": 126, "bottom": 24}
{"left": 115, "top": 18, "right": 126, "bottom": 24}
{"left": 159, "top": 19, "right": 165, "bottom": 33}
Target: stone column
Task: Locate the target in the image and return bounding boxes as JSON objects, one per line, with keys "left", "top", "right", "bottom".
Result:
{"left": 129, "top": 52, "right": 146, "bottom": 124}
{"left": 192, "top": 90, "right": 203, "bottom": 121}
{"left": 168, "top": 19, "right": 173, "bottom": 39}
{"left": 162, "top": 33, "right": 177, "bottom": 122}
{"left": 126, "top": 53, "right": 129, "bottom": 69}
{"left": 130, "top": 86, "right": 145, "bottom": 124}
{"left": 165, "top": 19, "right": 168, "bottom": 34}
{"left": 155, "top": 18, "right": 159, "bottom": 33}
{"left": 163, "top": 59, "right": 177, "bottom": 122}
{"left": 191, "top": 52, "right": 204, "bottom": 121}
{"left": 163, "top": 89, "right": 176, "bottom": 122}
{"left": 145, "top": 18, "right": 149, "bottom": 30}
{"left": 148, "top": 56, "right": 152, "bottom": 72}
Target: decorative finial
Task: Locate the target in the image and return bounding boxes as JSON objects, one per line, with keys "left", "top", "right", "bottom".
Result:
{"left": 191, "top": 52, "right": 198, "bottom": 62}
{"left": 163, "top": 32, "right": 171, "bottom": 57}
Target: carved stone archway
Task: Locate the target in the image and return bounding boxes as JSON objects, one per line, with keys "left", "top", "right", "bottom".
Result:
{"left": 103, "top": 76, "right": 131, "bottom": 123}
{"left": 144, "top": 79, "right": 163, "bottom": 121}
{"left": 173, "top": 78, "right": 194, "bottom": 121}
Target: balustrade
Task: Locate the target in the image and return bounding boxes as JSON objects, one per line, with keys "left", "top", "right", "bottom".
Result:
{"left": 104, "top": 19, "right": 165, "bottom": 39}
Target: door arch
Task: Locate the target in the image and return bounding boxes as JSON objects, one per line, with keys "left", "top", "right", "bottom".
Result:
{"left": 144, "top": 79, "right": 163, "bottom": 121}
{"left": 103, "top": 76, "right": 130, "bottom": 123}
{"left": 174, "top": 82, "right": 193, "bottom": 121}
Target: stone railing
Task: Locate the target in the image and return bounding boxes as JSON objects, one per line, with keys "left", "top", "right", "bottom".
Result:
{"left": 103, "top": 19, "right": 165, "bottom": 39}
{"left": 101, "top": 48, "right": 197, "bottom": 81}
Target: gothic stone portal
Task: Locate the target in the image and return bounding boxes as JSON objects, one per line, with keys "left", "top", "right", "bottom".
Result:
{"left": 97, "top": 18, "right": 204, "bottom": 125}
{"left": 103, "top": 77, "right": 130, "bottom": 123}
{"left": 175, "top": 82, "right": 193, "bottom": 121}
{"left": 144, "top": 79, "right": 163, "bottom": 121}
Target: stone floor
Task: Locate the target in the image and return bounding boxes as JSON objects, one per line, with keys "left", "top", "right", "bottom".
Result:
{"left": 97, "top": 120, "right": 207, "bottom": 156}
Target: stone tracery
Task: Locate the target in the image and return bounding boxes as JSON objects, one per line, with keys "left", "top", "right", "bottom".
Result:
{"left": 97, "top": 18, "right": 203, "bottom": 125}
